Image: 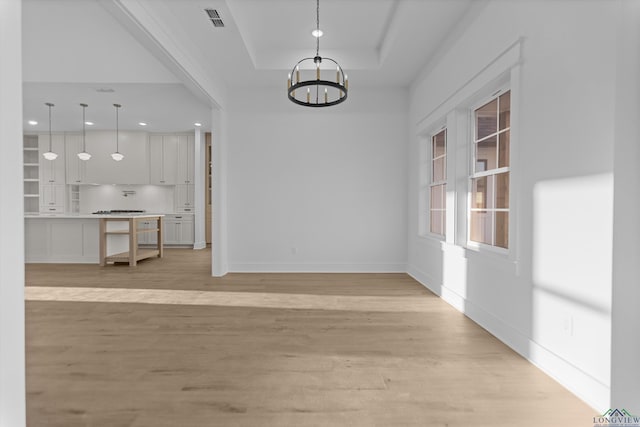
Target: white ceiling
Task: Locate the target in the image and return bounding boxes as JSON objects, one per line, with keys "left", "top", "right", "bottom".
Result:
{"left": 23, "top": 83, "right": 212, "bottom": 134}
{"left": 21, "top": 0, "right": 475, "bottom": 131}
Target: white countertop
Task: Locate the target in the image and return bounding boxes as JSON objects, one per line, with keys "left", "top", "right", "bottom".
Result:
{"left": 25, "top": 213, "right": 168, "bottom": 219}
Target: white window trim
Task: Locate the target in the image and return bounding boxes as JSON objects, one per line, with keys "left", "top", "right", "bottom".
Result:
{"left": 413, "top": 39, "right": 522, "bottom": 271}
{"left": 464, "top": 77, "right": 519, "bottom": 262}
{"left": 466, "top": 84, "right": 512, "bottom": 255}
{"left": 418, "top": 123, "right": 447, "bottom": 240}
{"left": 429, "top": 127, "right": 447, "bottom": 238}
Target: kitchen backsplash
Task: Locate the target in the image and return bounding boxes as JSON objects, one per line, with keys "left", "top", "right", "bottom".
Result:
{"left": 80, "top": 185, "right": 175, "bottom": 213}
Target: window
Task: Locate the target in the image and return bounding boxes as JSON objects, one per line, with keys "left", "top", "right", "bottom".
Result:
{"left": 469, "top": 90, "right": 510, "bottom": 249}
{"left": 430, "top": 129, "right": 447, "bottom": 236}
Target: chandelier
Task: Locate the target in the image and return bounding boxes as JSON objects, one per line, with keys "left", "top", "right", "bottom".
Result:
{"left": 287, "top": 0, "right": 348, "bottom": 107}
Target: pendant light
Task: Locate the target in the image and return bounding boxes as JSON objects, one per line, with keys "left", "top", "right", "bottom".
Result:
{"left": 111, "top": 104, "right": 124, "bottom": 161}
{"left": 287, "top": 0, "right": 348, "bottom": 107}
{"left": 42, "top": 102, "right": 58, "bottom": 160}
{"left": 77, "top": 103, "right": 91, "bottom": 161}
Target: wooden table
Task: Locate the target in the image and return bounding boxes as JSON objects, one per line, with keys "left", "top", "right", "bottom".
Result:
{"left": 99, "top": 215, "right": 164, "bottom": 266}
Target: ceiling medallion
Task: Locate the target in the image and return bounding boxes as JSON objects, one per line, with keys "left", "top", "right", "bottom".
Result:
{"left": 287, "top": 0, "right": 348, "bottom": 107}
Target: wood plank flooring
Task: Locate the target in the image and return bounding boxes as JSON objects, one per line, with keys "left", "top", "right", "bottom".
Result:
{"left": 25, "top": 249, "right": 594, "bottom": 426}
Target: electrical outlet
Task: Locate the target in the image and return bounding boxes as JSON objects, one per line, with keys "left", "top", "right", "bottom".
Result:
{"left": 563, "top": 314, "right": 573, "bottom": 337}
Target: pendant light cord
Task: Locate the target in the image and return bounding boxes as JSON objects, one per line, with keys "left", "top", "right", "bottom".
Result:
{"left": 115, "top": 105, "right": 119, "bottom": 152}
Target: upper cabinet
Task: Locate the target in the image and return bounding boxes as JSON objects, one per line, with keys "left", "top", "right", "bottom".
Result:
{"left": 65, "top": 133, "right": 86, "bottom": 184}
{"left": 176, "top": 134, "right": 195, "bottom": 184}
{"left": 82, "top": 131, "right": 149, "bottom": 185}
{"left": 39, "top": 133, "right": 66, "bottom": 184}
{"left": 149, "top": 134, "right": 178, "bottom": 185}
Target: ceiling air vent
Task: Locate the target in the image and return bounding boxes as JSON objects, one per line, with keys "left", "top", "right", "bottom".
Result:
{"left": 204, "top": 9, "right": 225, "bottom": 28}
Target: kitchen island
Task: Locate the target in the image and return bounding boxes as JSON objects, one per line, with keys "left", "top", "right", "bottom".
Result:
{"left": 99, "top": 215, "right": 164, "bottom": 266}
{"left": 25, "top": 214, "right": 165, "bottom": 265}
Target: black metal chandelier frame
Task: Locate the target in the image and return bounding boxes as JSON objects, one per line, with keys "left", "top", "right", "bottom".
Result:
{"left": 287, "top": 0, "right": 347, "bottom": 107}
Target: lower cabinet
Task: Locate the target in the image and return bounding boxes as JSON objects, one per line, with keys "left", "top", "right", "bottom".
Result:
{"left": 25, "top": 218, "right": 99, "bottom": 263}
{"left": 138, "top": 220, "right": 158, "bottom": 245}
{"left": 138, "top": 215, "right": 194, "bottom": 246}
{"left": 164, "top": 214, "right": 194, "bottom": 245}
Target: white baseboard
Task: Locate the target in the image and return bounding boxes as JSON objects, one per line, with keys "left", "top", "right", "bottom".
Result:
{"left": 407, "top": 263, "right": 609, "bottom": 412}
{"left": 228, "top": 262, "right": 407, "bottom": 273}
{"left": 25, "top": 256, "right": 98, "bottom": 264}
{"left": 193, "top": 241, "right": 207, "bottom": 250}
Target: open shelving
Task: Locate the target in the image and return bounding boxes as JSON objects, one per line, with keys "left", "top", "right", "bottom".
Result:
{"left": 23, "top": 135, "right": 39, "bottom": 214}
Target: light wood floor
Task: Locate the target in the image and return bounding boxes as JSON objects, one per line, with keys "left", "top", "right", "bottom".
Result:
{"left": 25, "top": 249, "right": 594, "bottom": 426}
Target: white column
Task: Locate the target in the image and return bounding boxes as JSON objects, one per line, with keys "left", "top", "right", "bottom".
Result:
{"left": 0, "top": 0, "right": 26, "bottom": 425}
{"left": 211, "top": 108, "right": 228, "bottom": 276}
{"left": 611, "top": 0, "right": 640, "bottom": 413}
{"left": 193, "top": 127, "right": 206, "bottom": 250}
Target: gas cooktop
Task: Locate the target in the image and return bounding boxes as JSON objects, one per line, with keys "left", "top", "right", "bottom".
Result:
{"left": 92, "top": 210, "right": 146, "bottom": 214}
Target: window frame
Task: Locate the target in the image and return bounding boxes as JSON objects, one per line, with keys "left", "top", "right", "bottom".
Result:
{"left": 418, "top": 122, "right": 447, "bottom": 240}
{"left": 467, "top": 86, "right": 511, "bottom": 253}
{"left": 429, "top": 128, "right": 447, "bottom": 237}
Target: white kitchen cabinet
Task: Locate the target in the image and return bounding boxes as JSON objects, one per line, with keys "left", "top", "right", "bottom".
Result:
{"left": 174, "top": 184, "right": 195, "bottom": 213}
{"left": 39, "top": 133, "right": 66, "bottom": 184}
{"left": 83, "top": 131, "right": 149, "bottom": 184}
{"left": 149, "top": 134, "right": 177, "bottom": 185}
{"left": 164, "top": 214, "right": 194, "bottom": 245}
{"left": 176, "top": 134, "right": 195, "bottom": 184}
{"left": 138, "top": 219, "right": 158, "bottom": 245}
{"left": 65, "top": 133, "right": 86, "bottom": 184}
{"left": 25, "top": 218, "right": 100, "bottom": 263}
{"left": 40, "top": 184, "right": 66, "bottom": 213}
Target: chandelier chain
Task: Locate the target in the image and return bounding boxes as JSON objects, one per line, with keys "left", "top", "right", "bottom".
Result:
{"left": 316, "top": 0, "right": 320, "bottom": 57}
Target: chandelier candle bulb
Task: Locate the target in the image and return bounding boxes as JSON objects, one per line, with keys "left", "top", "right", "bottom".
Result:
{"left": 296, "top": 66, "right": 300, "bottom": 83}
{"left": 324, "top": 88, "right": 328, "bottom": 103}
{"left": 306, "top": 88, "right": 310, "bottom": 103}
{"left": 345, "top": 75, "right": 348, "bottom": 91}
{"left": 316, "top": 63, "right": 320, "bottom": 80}
{"left": 336, "top": 66, "right": 340, "bottom": 83}
{"left": 288, "top": 74, "right": 291, "bottom": 89}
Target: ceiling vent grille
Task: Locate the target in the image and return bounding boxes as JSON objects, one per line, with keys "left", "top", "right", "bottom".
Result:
{"left": 204, "top": 9, "right": 225, "bottom": 27}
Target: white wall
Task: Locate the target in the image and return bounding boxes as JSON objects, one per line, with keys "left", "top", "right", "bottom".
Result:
{"left": 226, "top": 87, "right": 408, "bottom": 272}
{"left": 0, "top": 0, "right": 26, "bottom": 425}
{"left": 407, "top": 0, "right": 619, "bottom": 411}
{"left": 211, "top": 108, "right": 228, "bottom": 276}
